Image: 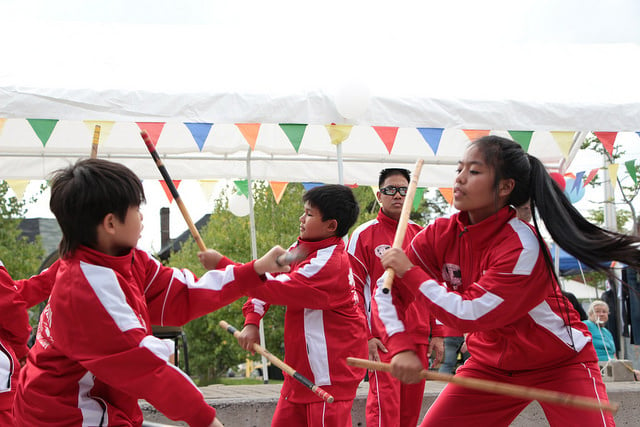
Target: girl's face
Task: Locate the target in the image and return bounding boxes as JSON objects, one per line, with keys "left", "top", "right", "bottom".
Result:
{"left": 454, "top": 144, "right": 512, "bottom": 224}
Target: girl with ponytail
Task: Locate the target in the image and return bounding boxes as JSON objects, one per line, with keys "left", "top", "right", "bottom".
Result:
{"left": 373, "top": 135, "right": 637, "bottom": 426}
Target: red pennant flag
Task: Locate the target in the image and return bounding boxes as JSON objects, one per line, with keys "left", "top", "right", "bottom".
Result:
{"left": 159, "top": 180, "right": 181, "bottom": 203}
{"left": 373, "top": 126, "right": 399, "bottom": 154}
{"left": 463, "top": 129, "right": 490, "bottom": 141}
{"left": 236, "top": 123, "right": 261, "bottom": 150}
{"left": 136, "top": 122, "right": 166, "bottom": 147}
{"left": 593, "top": 132, "right": 618, "bottom": 157}
{"left": 584, "top": 168, "right": 599, "bottom": 187}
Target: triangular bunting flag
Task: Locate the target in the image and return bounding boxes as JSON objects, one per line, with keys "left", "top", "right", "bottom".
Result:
{"left": 373, "top": 126, "right": 399, "bottom": 154}
{"left": 0, "top": 118, "right": 6, "bottom": 136}
{"left": 417, "top": 127, "right": 444, "bottom": 154}
{"left": 371, "top": 186, "right": 379, "bottom": 199}
{"left": 572, "top": 171, "right": 584, "bottom": 192}
{"left": 412, "top": 187, "right": 425, "bottom": 211}
{"left": 508, "top": 130, "right": 534, "bottom": 152}
{"left": 625, "top": 160, "right": 637, "bottom": 185}
{"left": 550, "top": 131, "right": 576, "bottom": 159}
{"left": 236, "top": 124, "right": 261, "bottom": 150}
{"left": 199, "top": 180, "right": 218, "bottom": 201}
{"left": 593, "top": 131, "right": 618, "bottom": 157}
{"left": 234, "top": 180, "right": 249, "bottom": 197}
{"left": 303, "top": 182, "right": 323, "bottom": 191}
{"left": 584, "top": 168, "right": 598, "bottom": 187}
{"left": 325, "top": 124, "right": 353, "bottom": 145}
{"left": 6, "top": 180, "right": 29, "bottom": 202}
{"left": 269, "top": 181, "right": 288, "bottom": 204}
{"left": 159, "top": 180, "right": 181, "bottom": 203}
{"left": 439, "top": 188, "right": 454, "bottom": 205}
{"left": 279, "top": 124, "right": 307, "bottom": 153}
{"left": 607, "top": 163, "right": 619, "bottom": 190}
{"left": 27, "top": 119, "right": 59, "bottom": 147}
{"left": 185, "top": 123, "right": 213, "bottom": 151}
{"left": 136, "top": 122, "right": 166, "bottom": 147}
{"left": 83, "top": 120, "right": 115, "bottom": 143}
{"left": 463, "top": 129, "right": 490, "bottom": 141}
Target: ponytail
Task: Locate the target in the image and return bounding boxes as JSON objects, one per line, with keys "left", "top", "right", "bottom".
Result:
{"left": 528, "top": 155, "right": 640, "bottom": 273}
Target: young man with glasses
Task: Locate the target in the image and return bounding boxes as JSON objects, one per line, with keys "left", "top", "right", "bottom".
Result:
{"left": 347, "top": 168, "right": 443, "bottom": 427}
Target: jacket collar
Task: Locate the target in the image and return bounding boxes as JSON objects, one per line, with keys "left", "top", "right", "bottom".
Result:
{"left": 69, "top": 245, "right": 135, "bottom": 275}
{"left": 455, "top": 206, "right": 517, "bottom": 244}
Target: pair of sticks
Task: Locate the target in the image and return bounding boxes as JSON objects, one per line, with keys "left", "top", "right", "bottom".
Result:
{"left": 139, "top": 133, "right": 619, "bottom": 413}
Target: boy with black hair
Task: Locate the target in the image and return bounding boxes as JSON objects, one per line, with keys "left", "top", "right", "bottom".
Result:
{"left": 201, "top": 184, "right": 368, "bottom": 426}
{"left": 13, "top": 158, "right": 288, "bottom": 427}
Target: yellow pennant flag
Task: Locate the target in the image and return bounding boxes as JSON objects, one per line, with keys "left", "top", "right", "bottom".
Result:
{"left": 6, "top": 180, "right": 29, "bottom": 202}
{"left": 199, "top": 180, "right": 219, "bottom": 201}
{"left": 325, "top": 124, "right": 353, "bottom": 145}
{"left": 608, "top": 163, "right": 619, "bottom": 190}
{"left": 83, "top": 120, "right": 115, "bottom": 144}
{"left": 0, "top": 118, "right": 6, "bottom": 136}
{"left": 550, "top": 131, "right": 576, "bottom": 159}
{"left": 269, "top": 181, "right": 288, "bottom": 204}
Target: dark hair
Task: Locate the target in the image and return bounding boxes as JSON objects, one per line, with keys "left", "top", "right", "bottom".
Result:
{"left": 473, "top": 135, "right": 640, "bottom": 273}
{"left": 49, "top": 159, "right": 145, "bottom": 257}
{"left": 303, "top": 184, "right": 359, "bottom": 237}
{"left": 378, "top": 168, "right": 410, "bottom": 188}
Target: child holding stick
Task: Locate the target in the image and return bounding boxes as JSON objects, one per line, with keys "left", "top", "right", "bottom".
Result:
{"left": 13, "top": 159, "right": 288, "bottom": 427}
{"left": 376, "top": 135, "right": 639, "bottom": 426}
{"left": 201, "top": 184, "right": 368, "bottom": 427}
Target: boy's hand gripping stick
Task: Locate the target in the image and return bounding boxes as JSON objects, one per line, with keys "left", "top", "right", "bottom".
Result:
{"left": 141, "top": 129, "right": 207, "bottom": 252}
{"left": 381, "top": 159, "right": 424, "bottom": 294}
{"left": 219, "top": 320, "right": 334, "bottom": 403}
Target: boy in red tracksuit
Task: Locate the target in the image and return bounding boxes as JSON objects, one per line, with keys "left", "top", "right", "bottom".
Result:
{"left": 0, "top": 261, "right": 31, "bottom": 426}
{"left": 216, "top": 184, "right": 367, "bottom": 427}
{"left": 347, "top": 168, "right": 443, "bottom": 427}
{"left": 13, "top": 159, "right": 288, "bottom": 427}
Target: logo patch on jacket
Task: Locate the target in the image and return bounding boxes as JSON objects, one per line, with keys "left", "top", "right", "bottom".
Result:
{"left": 442, "top": 263, "right": 462, "bottom": 290}
{"left": 374, "top": 244, "right": 391, "bottom": 258}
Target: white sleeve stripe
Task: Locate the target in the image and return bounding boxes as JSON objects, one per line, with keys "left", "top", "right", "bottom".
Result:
{"left": 80, "top": 262, "right": 143, "bottom": 333}
{"left": 508, "top": 219, "right": 539, "bottom": 275}
{"left": 297, "top": 245, "right": 336, "bottom": 278}
{"left": 419, "top": 279, "right": 504, "bottom": 321}
{"left": 373, "top": 275, "right": 405, "bottom": 337}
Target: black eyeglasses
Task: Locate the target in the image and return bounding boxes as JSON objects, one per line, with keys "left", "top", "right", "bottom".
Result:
{"left": 380, "top": 186, "right": 408, "bottom": 196}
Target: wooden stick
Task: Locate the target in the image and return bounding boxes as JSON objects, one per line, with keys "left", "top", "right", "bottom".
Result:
{"left": 140, "top": 129, "right": 207, "bottom": 252}
{"left": 90, "top": 124, "right": 101, "bottom": 159}
{"left": 347, "top": 357, "right": 619, "bottom": 414}
{"left": 219, "top": 320, "right": 334, "bottom": 403}
{"left": 381, "top": 159, "right": 424, "bottom": 294}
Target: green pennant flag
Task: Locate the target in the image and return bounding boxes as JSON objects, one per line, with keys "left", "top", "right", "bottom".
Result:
{"left": 625, "top": 159, "right": 637, "bottom": 185}
{"left": 508, "top": 130, "right": 534, "bottom": 152}
{"left": 412, "top": 187, "right": 425, "bottom": 211}
{"left": 27, "top": 119, "right": 59, "bottom": 147}
{"left": 279, "top": 124, "right": 307, "bottom": 153}
{"left": 234, "top": 180, "right": 249, "bottom": 197}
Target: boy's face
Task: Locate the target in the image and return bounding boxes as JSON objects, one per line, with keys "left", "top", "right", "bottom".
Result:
{"left": 112, "top": 205, "right": 143, "bottom": 251}
{"left": 299, "top": 201, "right": 337, "bottom": 242}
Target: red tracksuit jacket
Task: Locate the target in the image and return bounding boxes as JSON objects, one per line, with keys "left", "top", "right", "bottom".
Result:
{"left": 347, "top": 209, "right": 442, "bottom": 347}
{"left": 243, "top": 236, "right": 368, "bottom": 403}
{"left": 14, "top": 245, "right": 264, "bottom": 426}
{"left": 374, "top": 206, "right": 596, "bottom": 371}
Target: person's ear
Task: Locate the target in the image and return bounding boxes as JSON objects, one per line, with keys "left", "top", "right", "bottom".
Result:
{"left": 376, "top": 191, "right": 382, "bottom": 205}
{"left": 101, "top": 213, "right": 117, "bottom": 235}
{"left": 326, "top": 219, "right": 338, "bottom": 233}
{"left": 498, "top": 178, "right": 515, "bottom": 197}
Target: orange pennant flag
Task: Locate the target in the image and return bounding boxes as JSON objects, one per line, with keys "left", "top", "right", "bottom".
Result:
{"left": 0, "top": 118, "right": 6, "bottom": 136}
{"left": 463, "top": 129, "right": 490, "bottom": 141}
{"left": 136, "top": 122, "right": 166, "bottom": 147}
{"left": 269, "top": 181, "right": 288, "bottom": 204}
{"left": 373, "top": 126, "right": 399, "bottom": 154}
{"left": 325, "top": 124, "right": 353, "bottom": 145}
{"left": 159, "top": 180, "right": 181, "bottom": 203}
{"left": 593, "top": 131, "right": 618, "bottom": 157}
{"left": 550, "top": 131, "right": 576, "bottom": 159}
{"left": 439, "top": 188, "right": 454, "bottom": 205}
{"left": 236, "top": 123, "right": 261, "bottom": 150}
